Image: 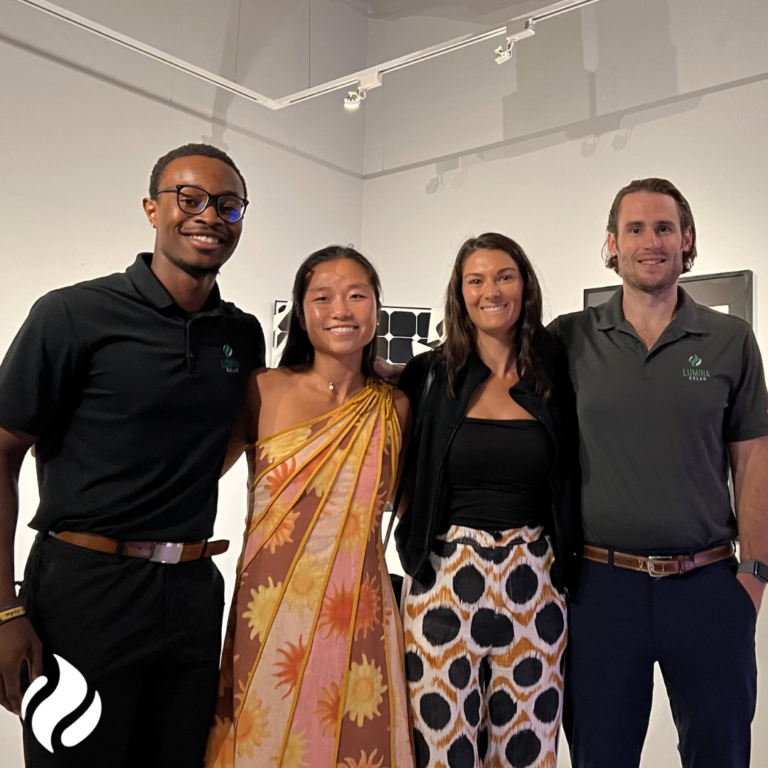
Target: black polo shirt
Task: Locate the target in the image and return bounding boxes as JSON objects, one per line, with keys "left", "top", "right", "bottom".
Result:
{"left": 0, "top": 254, "right": 265, "bottom": 541}
{"left": 549, "top": 287, "right": 768, "bottom": 550}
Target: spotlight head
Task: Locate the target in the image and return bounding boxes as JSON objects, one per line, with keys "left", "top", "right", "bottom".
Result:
{"left": 495, "top": 40, "right": 515, "bottom": 64}
{"left": 344, "top": 91, "right": 361, "bottom": 109}
{"left": 344, "top": 88, "right": 366, "bottom": 110}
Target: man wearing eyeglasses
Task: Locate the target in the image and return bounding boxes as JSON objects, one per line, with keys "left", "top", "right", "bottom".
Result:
{"left": 0, "top": 144, "right": 265, "bottom": 766}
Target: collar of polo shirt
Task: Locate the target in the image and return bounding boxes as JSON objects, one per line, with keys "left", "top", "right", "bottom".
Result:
{"left": 127, "top": 253, "right": 223, "bottom": 313}
{"left": 597, "top": 286, "right": 708, "bottom": 335}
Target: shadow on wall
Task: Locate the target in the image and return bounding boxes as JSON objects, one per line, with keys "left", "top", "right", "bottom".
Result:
{"left": 502, "top": 0, "right": 683, "bottom": 154}
{"left": 201, "top": 0, "right": 242, "bottom": 150}
{"left": 364, "top": 0, "right": 732, "bottom": 184}
{"left": 425, "top": 158, "right": 465, "bottom": 193}
{"left": 203, "top": 0, "right": 303, "bottom": 151}
{"left": 413, "top": 0, "right": 716, "bottom": 189}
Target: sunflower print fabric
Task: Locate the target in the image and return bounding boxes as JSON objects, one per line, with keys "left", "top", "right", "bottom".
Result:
{"left": 206, "top": 380, "right": 415, "bottom": 768}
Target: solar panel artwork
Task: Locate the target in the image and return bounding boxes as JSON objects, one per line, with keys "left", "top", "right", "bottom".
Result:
{"left": 270, "top": 301, "right": 444, "bottom": 366}
{"left": 271, "top": 301, "right": 291, "bottom": 365}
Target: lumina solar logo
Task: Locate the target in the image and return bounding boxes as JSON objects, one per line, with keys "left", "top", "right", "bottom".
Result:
{"left": 221, "top": 343, "right": 240, "bottom": 373}
{"left": 683, "top": 353, "right": 710, "bottom": 381}
{"left": 21, "top": 655, "right": 102, "bottom": 753}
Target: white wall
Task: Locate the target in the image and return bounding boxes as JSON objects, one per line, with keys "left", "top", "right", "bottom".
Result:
{"left": 0, "top": 8, "right": 363, "bottom": 762}
{"left": 362, "top": 1, "right": 768, "bottom": 765}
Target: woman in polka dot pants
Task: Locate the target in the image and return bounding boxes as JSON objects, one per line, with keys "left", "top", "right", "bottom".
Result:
{"left": 402, "top": 526, "right": 567, "bottom": 768}
{"left": 394, "top": 234, "right": 577, "bottom": 768}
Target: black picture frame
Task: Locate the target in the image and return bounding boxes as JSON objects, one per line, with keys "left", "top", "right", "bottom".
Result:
{"left": 583, "top": 270, "right": 754, "bottom": 325}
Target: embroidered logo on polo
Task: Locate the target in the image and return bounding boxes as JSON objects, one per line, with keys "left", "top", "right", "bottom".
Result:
{"left": 220, "top": 344, "right": 240, "bottom": 373}
{"left": 22, "top": 655, "right": 102, "bottom": 753}
{"left": 683, "top": 354, "right": 710, "bottom": 381}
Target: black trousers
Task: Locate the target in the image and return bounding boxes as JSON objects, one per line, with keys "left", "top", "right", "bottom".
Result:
{"left": 20, "top": 533, "right": 224, "bottom": 768}
{"left": 563, "top": 552, "right": 758, "bottom": 768}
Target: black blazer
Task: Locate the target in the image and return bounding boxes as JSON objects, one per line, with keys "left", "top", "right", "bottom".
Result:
{"left": 395, "top": 337, "right": 581, "bottom": 594}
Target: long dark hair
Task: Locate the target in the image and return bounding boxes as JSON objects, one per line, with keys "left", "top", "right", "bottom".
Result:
{"left": 279, "top": 245, "right": 382, "bottom": 380}
{"left": 440, "top": 232, "right": 551, "bottom": 399}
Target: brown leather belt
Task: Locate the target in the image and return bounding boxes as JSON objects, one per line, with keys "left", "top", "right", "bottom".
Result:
{"left": 583, "top": 543, "right": 734, "bottom": 578}
{"left": 51, "top": 531, "right": 229, "bottom": 564}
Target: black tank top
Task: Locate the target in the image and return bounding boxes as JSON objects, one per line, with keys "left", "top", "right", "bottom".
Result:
{"left": 444, "top": 417, "right": 554, "bottom": 531}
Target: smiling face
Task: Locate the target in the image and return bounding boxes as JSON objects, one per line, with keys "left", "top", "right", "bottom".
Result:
{"left": 302, "top": 258, "right": 378, "bottom": 361}
{"left": 461, "top": 248, "right": 524, "bottom": 340}
{"left": 607, "top": 191, "right": 693, "bottom": 295}
{"left": 143, "top": 155, "right": 245, "bottom": 277}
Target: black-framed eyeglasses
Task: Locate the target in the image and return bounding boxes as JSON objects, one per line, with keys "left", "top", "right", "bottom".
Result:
{"left": 156, "top": 185, "right": 249, "bottom": 223}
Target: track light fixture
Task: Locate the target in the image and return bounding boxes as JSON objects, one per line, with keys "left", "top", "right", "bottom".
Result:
{"left": 342, "top": 72, "right": 382, "bottom": 111}
{"left": 344, "top": 87, "right": 366, "bottom": 110}
{"left": 495, "top": 19, "right": 536, "bottom": 64}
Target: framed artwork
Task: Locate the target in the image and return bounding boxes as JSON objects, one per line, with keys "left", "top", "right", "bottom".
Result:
{"left": 270, "top": 301, "right": 444, "bottom": 366}
{"left": 583, "top": 270, "right": 754, "bottom": 325}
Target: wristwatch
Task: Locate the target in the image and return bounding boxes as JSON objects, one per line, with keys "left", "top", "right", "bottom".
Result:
{"left": 737, "top": 560, "right": 768, "bottom": 583}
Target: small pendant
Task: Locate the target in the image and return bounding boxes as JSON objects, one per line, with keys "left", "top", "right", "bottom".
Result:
{"left": 329, "top": 382, "right": 334, "bottom": 391}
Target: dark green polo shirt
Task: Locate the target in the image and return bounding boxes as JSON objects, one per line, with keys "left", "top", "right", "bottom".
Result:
{"left": 549, "top": 287, "right": 768, "bottom": 549}
{"left": 0, "top": 254, "right": 265, "bottom": 541}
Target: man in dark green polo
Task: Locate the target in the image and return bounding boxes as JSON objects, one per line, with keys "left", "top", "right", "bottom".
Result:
{"left": 549, "top": 178, "right": 768, "bottom": 768}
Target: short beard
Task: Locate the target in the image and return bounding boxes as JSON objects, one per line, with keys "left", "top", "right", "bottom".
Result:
{"left": 166, "top": 253, "right": 221, "bottom": 279}
{"left": 616, "top": 251, "right": 680, "bottom": 296}
{"left": 624, "top": 272, "right": 676, "bottom": 296}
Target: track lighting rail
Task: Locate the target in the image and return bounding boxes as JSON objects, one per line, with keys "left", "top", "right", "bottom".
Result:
{"left": 14, "top": 0, "right": 599, "bottom": 111}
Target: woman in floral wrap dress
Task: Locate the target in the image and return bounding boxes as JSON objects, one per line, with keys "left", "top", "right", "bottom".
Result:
{"left": 205, "top": 246, "right": 414, "bottom": 768}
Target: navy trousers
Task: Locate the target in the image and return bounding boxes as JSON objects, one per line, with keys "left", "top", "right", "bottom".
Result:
{"left": 563, "top": 553, "right": 757, "bottom": 768}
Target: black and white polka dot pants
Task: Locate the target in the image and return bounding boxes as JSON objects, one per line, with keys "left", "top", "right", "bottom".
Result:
{"left": 401, "top": 525, "right": 567, "bottom": 768}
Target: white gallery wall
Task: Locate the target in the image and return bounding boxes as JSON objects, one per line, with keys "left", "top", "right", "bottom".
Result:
{"left": 1, "top": 0, "right": 767, "bottom": 766}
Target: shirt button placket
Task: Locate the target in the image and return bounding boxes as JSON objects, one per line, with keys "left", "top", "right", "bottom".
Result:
{"left": 642, "top": 359, "right": 654, "bottom": 379}
{"left": 186, "top": 319, "right": 197, "bottom": 374}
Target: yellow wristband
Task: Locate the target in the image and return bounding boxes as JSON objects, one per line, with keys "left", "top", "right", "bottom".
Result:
{"left": 0, "top": 605, "right": 26, "bottom": 624}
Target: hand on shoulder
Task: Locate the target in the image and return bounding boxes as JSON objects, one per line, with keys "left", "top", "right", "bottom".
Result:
{"left": 373, "top": 357, "right": 404, "bottom": 384}
{"left": 392, "top": 388, "right": 412, "bottom": 437}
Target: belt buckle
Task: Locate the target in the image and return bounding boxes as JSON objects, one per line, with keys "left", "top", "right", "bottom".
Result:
{"left": 646, "top": 555, "right": 673, "bottom": 578}
{"left": 149, "top": 542, "right": 184, "bottom": 564}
